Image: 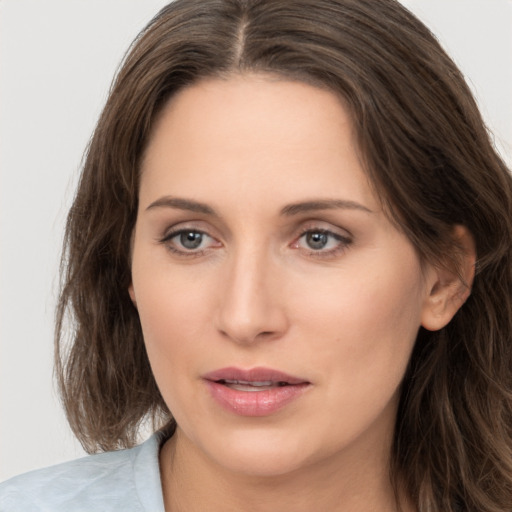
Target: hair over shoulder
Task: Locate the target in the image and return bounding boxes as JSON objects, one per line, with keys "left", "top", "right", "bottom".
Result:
{"left": 55, "top": 1, "right": 512, "bottom": 510}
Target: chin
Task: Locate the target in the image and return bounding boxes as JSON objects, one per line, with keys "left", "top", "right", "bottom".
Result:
{"left": 196, "top": 424, "right": 323, "bottom": 477}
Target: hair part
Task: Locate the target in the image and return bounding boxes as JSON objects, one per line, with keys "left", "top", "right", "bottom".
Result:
{"left": 55, "top": 1, "right": 512, "bottom": 510}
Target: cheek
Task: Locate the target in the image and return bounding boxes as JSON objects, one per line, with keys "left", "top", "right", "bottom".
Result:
{"left": 131, "top": 253, "right": 216, "bottom": 397}
{"left": 291, "top": 254, "right": 424, "bottom": 416}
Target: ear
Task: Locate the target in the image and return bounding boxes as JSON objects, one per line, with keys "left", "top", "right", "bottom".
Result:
{"left": 421, "top": 225, "right": 476, "bottom": 332}
{"left": 128, "top": 283, "right": 137, "bottom": 308}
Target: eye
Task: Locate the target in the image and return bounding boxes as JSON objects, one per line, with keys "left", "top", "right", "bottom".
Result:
{"left": 177, "top": 230, "right": 205, "bottom": 250}
{"left": 293, "top": 228, "right": 352, "bottom": 257}
{"left": 160, "top": 228, "right": 220, "bottom": 256}
{"left": 303, "top": 231, "right": 335, "bottom": 250}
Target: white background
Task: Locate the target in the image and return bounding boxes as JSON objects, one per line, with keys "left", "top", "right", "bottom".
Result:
{"left": 1, "top": 0, "right": 511, "bottom": 481}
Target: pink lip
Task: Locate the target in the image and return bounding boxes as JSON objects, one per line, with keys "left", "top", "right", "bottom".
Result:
{"left": 202, "top": 366, "right": 311, "bottom": 417}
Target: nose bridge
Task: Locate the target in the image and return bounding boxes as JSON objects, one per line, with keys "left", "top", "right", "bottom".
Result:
{"left": 216, "top": 240, "right": 287, "bottom": 344}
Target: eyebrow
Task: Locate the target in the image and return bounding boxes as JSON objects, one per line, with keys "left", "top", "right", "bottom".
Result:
{"left": 145, "top": 196, "right": 373, "bottom": 216}
{"left": 146, "top": 196, "right": 218, "bottom": 215}
{"left": 280, "top": 199, "right": 373, "bottom": 216}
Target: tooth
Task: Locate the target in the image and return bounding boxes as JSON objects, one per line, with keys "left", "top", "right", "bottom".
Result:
{"left": 229, "top": 383, "right": 275, "bottom": 392}
{"left": 220, "top": 379, "right": 275, "bottom": 386}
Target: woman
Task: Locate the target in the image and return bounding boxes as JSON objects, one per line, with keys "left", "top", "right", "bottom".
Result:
{"left": 1, "top": 0, "right": 511, "bottom": 510}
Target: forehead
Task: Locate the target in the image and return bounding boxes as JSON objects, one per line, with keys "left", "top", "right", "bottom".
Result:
{"left": 139, "top": 73, "right": 377, "bottom": 212}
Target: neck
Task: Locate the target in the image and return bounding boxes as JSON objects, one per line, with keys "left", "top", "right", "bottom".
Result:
{"left": 159, "top": 427, "right": 412, "bottom": 512}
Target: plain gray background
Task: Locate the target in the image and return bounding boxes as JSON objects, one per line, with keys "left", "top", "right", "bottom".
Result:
{"left": 1, "top": 0, "right": 511, "bottom": 481}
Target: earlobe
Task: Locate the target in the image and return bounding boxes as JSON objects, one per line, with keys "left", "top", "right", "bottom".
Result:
{"left": 421, "top": 225, "right": 476, "bottom": 332}
{"left": 128, "top": 283, "right": 137, "bottom": 308}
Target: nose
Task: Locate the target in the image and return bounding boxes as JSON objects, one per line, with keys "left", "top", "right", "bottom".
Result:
{"left": 215, "top": 247, "right": 289, "bottom": 345}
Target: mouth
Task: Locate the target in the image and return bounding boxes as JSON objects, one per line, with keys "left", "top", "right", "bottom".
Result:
{"left": 203, "top": 366, "right": 309, "bottom": 388}
{"left": 202, "top": 367, "right": 311, "bottom": 416}
{"left": 214, "top": 379, "right": 293, "bottom": 392}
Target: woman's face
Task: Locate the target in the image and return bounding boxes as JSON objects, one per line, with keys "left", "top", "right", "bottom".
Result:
{"left": 130, "top": 74, "right": 437, "bottom": 477}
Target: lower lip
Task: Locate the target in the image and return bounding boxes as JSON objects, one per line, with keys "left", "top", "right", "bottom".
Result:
{"left": 205, "top": 381, "right": 310, "bottom": 416}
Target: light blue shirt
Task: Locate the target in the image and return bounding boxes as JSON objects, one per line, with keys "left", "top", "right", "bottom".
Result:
{"left": 0, "top": 432, "right": 166, "bottom": 511}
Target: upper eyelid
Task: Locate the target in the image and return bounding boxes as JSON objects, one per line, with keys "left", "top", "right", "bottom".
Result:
{"left": 160, "top": 228, "right": 218, "bottom": 249}
{"left": 295, "top": 221, "right": 353, "bottom": 239}
{"left": 298, "top": 226, "right": 349, "bottom": 236}
{"left": 158, "top": 220, "right": 353, "bottom": 244}
{"left": 160, "top": 221, "right": 217, "bottom": 239}
{"left": 161, "top": 226, "right": 207, "bottom": 240}
{"left": 159, "top": 228, "right": 219, "bottom": 258}
{"left": 295, "top": 229, "right": 351, "bottom": 247}
{"left": 295, "top": 227, "right": 353, "bottom": 256}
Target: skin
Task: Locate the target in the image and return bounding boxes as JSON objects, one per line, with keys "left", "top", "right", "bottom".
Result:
{"left": 129, "top": 74, "right": 473, "bottom": 512}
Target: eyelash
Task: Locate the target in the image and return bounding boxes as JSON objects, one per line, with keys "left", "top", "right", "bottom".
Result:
{"left": 294, "top": 228, "right": 352, "bottom": 259}
{"left": 159, "top": 228, "right": 217, "bottom": 259}
{"left": 159, "top": 226, "right": 352, "bottom": 259}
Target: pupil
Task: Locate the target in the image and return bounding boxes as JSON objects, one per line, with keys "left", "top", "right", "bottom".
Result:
{"left": 307, "top": 232, "right": 328, "bottom": 250}
{"left": 180, "top": 231, "right": 202, "bottom": 249}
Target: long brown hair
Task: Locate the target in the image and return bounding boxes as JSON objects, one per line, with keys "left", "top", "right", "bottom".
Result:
{"left": 55, "top": 1, "right": 512, "bottom": 510}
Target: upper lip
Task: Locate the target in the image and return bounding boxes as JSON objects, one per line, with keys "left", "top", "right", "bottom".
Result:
{"left": 202, "top": 366, "right": 309, "bottom": 385}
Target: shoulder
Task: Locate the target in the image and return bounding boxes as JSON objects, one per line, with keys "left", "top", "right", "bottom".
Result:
{"left": 0, "top": 432, "right": 166, "bottom": 512}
